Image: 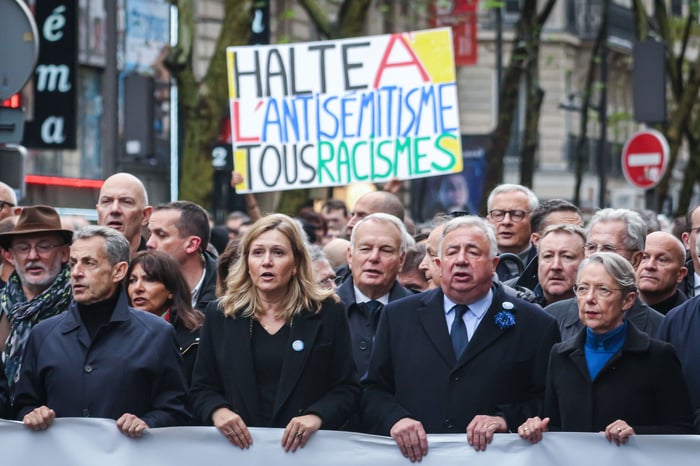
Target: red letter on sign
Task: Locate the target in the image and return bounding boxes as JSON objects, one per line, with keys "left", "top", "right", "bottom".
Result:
{"left": 232, "top": 101, "right": 260, "bottom": 143}
{"left": 373, "top": 34, "right": 430, "bottom": 89}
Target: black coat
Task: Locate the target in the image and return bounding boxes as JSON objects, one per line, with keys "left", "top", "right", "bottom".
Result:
{"left": 362, "top": 285, "right": 560, "bottom": 435}
{"left": 190, "top": 298, "right": 360, "bottom": 429}
{"left": 545, "top": 323, "right": 695, "bottom": 434}
{"left": 336, "top": 278, "right": 412, "bottom": 377}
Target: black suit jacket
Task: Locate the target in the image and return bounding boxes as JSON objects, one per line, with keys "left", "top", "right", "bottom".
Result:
{"left": 336, "top": 278, "right": 412, "bottom": 377}
{"left": 545, "top": 322, "right": 694, "bottom": 434}
{"left": 362, "top": 285, "right": 560, "bottom": 435}
{"left": 190, "top": 299, "right": 360, "bottom": 429}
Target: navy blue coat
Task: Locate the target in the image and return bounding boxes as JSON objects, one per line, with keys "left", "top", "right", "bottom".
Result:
{"left": 362, "top": 285, "right": 560, "bottom": 435}
{"left": 657, "top": 295, "right": 700, "bottom": 412}
{"left": 13, "top": 291, "right": 189, "bottom": 427}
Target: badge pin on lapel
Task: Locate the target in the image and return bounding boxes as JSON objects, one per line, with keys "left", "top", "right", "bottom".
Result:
{"left": 292, "top": 340, "right": 304, "bottom": 352}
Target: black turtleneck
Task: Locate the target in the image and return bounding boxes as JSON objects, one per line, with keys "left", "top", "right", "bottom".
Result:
{"left": 77, "top": 287, "right": 121, "bottom": 340}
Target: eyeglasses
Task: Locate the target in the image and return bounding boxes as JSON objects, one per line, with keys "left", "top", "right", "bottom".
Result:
{"left": 11, "top": 242, "right": 66, "bottom": 257}
{"left": 573, "top": 284, "right": 624, "bottom": 298}
{"left": 318, "top": 276, "right": 336, "bottom": 290}
{"left": 488, "top": 209, "right": 530, "bottom": 223}
{"left": 583, "top": 243, "right": 636, "bottom": 254}
{"left": 0, "top": 200, "right": 15, "bottom": 210}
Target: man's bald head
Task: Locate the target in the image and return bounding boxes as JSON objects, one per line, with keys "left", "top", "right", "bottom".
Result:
{"left": 344, "top": 191, "right": 405, "bottom": 238}
{"left": 96, "top": 173, "right": 151, "bottom": 253}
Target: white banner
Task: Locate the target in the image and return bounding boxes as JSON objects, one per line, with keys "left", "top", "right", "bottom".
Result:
{"left": 0, "top": 419, "right": 698, "bottom": 465}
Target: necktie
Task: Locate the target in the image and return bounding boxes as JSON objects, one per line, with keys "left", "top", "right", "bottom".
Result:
{"left": 450, "top": 305, "right": 469, "bottom": 358}
{"left": 366, "top": 300, "right": 383, "bottom": 331}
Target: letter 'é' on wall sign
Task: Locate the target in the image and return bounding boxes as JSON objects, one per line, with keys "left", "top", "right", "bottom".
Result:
{"left": 226, "top": 28, "right": 462, "bottom": 193}
{"left": 621, "top": 129, "right": 669, "bottom": 190}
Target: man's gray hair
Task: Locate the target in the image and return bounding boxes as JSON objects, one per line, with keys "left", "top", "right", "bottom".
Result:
{"left": 439, "top": 215, "right": 498, "bottom": 259}
{"left": 350, "top": 212, "right": 409, "bottom": 254}
{"left": 74, "top": 225, "right": 130, "bottom": 265}
{"left": 577, "top": 252, "right": 637, "bottom": 294}
{"left": 588, "top": 208, "right": 646, "bottom": 251}
{"left": 307, "top": 243, "right": 327, "bottom": 262}
{"left": 486, "top": 183, "right": 539, "bottom": 212}
{"left": 540, "top": 223, "right": 586, "bottom": 245}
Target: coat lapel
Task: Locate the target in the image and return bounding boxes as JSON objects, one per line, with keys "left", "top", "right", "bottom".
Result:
{"left": 417, "top": 289, "right": 455, "bottom": 366}
{"left": 272, "top": 312, "right": 320, "bottom": 422}
{"left": 226, "top": 315, "right": 262, "bottom": 424}
{"left": 456, "top": 287, "right": 514, "bottom": 369}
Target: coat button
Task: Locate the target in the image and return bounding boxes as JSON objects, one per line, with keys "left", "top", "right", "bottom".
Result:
{"left": 82, "top": 409, "right": 90, "bottom": 417}
{"left": 444, "top": 419, "right": 453, "bottom": 429}
{"left": 84, "top": 365, "right": 93, "bottom": 373}
{"left": 359, "top": 340, "right": 368, "bottom": 350}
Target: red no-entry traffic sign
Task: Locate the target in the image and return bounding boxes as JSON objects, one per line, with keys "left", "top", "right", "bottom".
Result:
{"left": 621, "top": 129, "right": 669, "bottom": 189}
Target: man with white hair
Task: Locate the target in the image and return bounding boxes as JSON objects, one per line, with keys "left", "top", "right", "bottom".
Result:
{"left": 636, "top": 231, "right": 688, "bottom": 314}
{"left": 363, "top": 215, "right": 559, "bottom": 458}
{"left": 336, "top": 213, "right": 411, "bottom": 377}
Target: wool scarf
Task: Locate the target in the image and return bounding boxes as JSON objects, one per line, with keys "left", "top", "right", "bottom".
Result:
{"left": 1, "top": 264, "right": 72, "bottom": 392}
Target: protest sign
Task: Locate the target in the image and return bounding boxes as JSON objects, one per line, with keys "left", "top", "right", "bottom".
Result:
{"left": 226, "top": 28, "right": 462, "bottom": 193}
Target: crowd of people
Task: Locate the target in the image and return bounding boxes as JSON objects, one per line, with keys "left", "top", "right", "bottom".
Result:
{"left": 1, "top": 174, "right": 700, "bottom": 460}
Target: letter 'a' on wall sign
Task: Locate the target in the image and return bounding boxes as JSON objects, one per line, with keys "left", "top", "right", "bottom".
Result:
{"left": 226, "top": 28, "right": 462, "bottom": 194}
{"left": 22, "top": 1, "right": 78, "bottom": 149}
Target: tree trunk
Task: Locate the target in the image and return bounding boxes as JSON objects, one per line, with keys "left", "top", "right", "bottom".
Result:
{"left": 520, "top": 87, "right": 543, "bottom": 188}
{"left": 573, "top": 25, "right": 604, "bottom": 207}
{"left": 481, "top": 0, "right": 557, "bottom": 213}
{"left": 170, "top": 0, "right": 252, "bottom": 209}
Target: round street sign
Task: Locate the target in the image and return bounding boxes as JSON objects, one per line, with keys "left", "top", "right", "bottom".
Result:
{"left": 0, "top": 0, "right": 39, "bottom": 100}
{"left": 621, "top": 129, "right": 669, "bottom": 190}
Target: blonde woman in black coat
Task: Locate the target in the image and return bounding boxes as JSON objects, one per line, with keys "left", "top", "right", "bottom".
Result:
{"left": 190, "top": 214, "right": 359, "bottom": 452}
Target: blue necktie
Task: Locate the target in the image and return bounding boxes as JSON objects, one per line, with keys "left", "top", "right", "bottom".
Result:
{"left": 451, "top": 305, "right": 469, "bottom": 358}
{"left": 366, "top": 300, "right": 383, "bottom": 331}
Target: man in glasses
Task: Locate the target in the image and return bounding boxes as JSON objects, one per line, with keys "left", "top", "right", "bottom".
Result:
{"left": 0, "top": 206, "right": 74, "bottom": 394}
{"left": 486, "top": 184, "right": 539, "bottom": 282}
{"left": 545, "top": 208, "right": 663, "bottom": 340}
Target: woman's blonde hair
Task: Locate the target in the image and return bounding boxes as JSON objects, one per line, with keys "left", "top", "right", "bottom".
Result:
{"left": 220, "top": 213, "right": 338, "bottom": 320}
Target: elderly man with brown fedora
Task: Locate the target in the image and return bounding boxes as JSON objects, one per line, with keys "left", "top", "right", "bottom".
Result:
{"left": 0, "top": 205, "right": 73, "bottom": 394}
